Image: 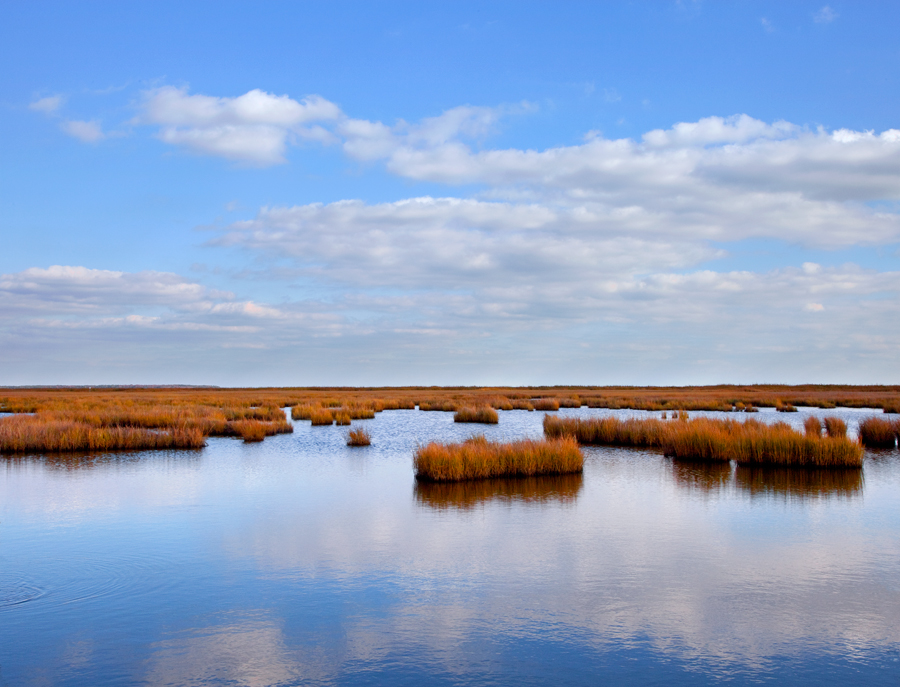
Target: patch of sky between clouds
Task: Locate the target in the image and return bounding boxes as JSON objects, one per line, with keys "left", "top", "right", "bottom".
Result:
{"left": 698, "top": 238, "right": 900, "bottom": 274}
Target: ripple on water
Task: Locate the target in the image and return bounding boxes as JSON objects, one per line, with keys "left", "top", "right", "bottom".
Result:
{"left": 2, "top": 553, "right": 174, "bottom": 612}
{"left": 0, "top": 573, "right": 45, "bottom": 609}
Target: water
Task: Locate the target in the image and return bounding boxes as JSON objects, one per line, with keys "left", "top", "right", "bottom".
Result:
{"left": 2, "top": 407, "right": 899, "bottom": 686}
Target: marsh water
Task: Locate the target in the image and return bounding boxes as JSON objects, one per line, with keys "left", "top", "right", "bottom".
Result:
{"left": 2, "top": 407, "right": 899, "bottom": 686}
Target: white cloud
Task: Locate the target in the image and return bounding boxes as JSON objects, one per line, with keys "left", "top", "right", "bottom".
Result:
{"left": 814, "top": 6, "right": 838, "bottom": 24}
{"left": 29, "top": 95, "right": 64, "bottom": 114}
{"left": 60, "top": 120, "right": 105, "bottom": 143}
{"left": 138, "top": 86, "right": 343, "bottom": 165}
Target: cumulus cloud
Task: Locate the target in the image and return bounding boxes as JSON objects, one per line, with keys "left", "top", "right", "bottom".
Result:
{"left": 137, "top": 86, "right": 343, "bottom": 164}
{"left": 60, "top": 119, "right": 106, "bottom": 143}
{"left": 29, "top": 95, "right": 64, "bottom": 114}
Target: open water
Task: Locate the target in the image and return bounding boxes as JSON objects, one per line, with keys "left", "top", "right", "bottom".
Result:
{"left": 1, "top": 407, "right": 899, "bottom": 686}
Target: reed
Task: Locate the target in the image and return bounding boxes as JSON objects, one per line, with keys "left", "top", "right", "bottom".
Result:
{"left": 882, "top": 399, "right": 900, "bottom": 414}
{"left": 544, "top": 415, "right": 863, "bottom": 468}
{"left": 309, "top": 407, "right": 334, "bottom": 426}
{"left": 231, "top": 419, "right": 268, "bottom": 442}
{"left": 858, "top": 417, "right": 897, "bottom": 448}
{"left": 418, "top": 399, "right": 458, "bottom": 412}
{"left": 347, "top": 427, "right": 371, "bottom": 446}
{"left": 334, "top": 411, "right": 352, "bottom": 426}
{"left": 490, "top": 397, "right": 515, "bottom": 411}
{"left": 414, "top": 435, "right": 583, "bottom": 482}
{"left": 510, "top": 399, "right": 535, "bottom": 411}
{"left": 558, "top": 397, "right": 582, "bottom": 408}
{"left": 533, "top": 398, "right": 560, "bottom": 411}
{"left": 454, "top": 406, "right": 499, "bottom": 424}
{"left": 776, "top": 401, "right": 798, "bottom": 413}
{"left": 823, "top": 416, "right": 847, "bottom": 439}
{"left": 804, "top": 416, "right": 823, "bottom": 437}
{"left": 0, "top": 415, "right": 206, "bottom": 452}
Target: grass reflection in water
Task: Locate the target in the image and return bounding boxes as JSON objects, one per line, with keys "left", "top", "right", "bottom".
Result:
{"left": 415, "top": 473, "right": 584, "bottom": 510}
{"left": 668, "top": 459, "right": 863, "bottom": 500}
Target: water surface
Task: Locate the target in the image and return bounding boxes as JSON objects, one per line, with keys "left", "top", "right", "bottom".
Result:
{"left": 2, "top": 407, "right": 899, "bottom": 685}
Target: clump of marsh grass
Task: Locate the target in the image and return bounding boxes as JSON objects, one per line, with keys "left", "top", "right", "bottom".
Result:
{"left": 558, "top": 397, "right": 582, "bottom": 408}
{"left": 490, "top": 397, "right": 514, "bottom": 411}
{"left": 533, "top": 398, "right": 560, "bottom": 411}
{"left": 414, "top": 435, "right": 583, "bottom": 482}
{"left": 510, "top": 399, "right": 535, "bottom": 411}
{"left": 823, "top": 416, "right": 847, "bottom": 439}
{"left": 418, "top": 399, "right": 459, "bottom": 412}
{"left": 543, "top": 415, "right": 863, "bottom": 468}
{"left": 334, "top": 411, "right": 351, "bottom": 426}
{"left": 347, "top": 427, "right": 371, "bottom": 446}
{"left": 881, "top": 399, "right": 900, "bottom": 414}
{"left": 454, "top": 406, "right": 499, "bottom": 424}
{"left": 776, "top": 401, "right": 798, "bottom": 413}
{"left": 309, "top": 407, "right": 334, "bottom": 426}
{"left": 0, "top": 416, "right": 206, "bottom": 452}
{"left": 231, "top": 419, "right": 268, "bottom": 442}
{"left": 858, "top": 417, "right": 897, "bottom": 448}
{"left": 804, "top": 416, "right": 823, "bottom": 438}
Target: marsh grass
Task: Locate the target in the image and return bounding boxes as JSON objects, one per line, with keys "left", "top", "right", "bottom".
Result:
{"left": 309, "top": 408, "right": 334, "bottom": 426}
{"left": 418, "top": 400, "right": 459, "bottom": 412}
{"left": 533, "top": 398, "right": 560, "bottom": 411}
{"left": 347, "top": 427, "right": 371, "bottom": 446}
{"left": 415, "top": 473, "right": 584, "bottom": 510}
{"left": 858, "top": 417, "right": 897, "bottom": 448}
{"left": 454, "top": 406, "right": 499, "bottom": 424}
{"left": 414, "top": 435, "right": 583, "bottom": 482}
{"left": 231, "top": 420, "right": 268, "bottom": 442}
{"left": 0, "top": 415, "right": 206, "bottom": 452}
{"left": 804, "top": 416, "right": 823, "bottom": 437}
{"left": 776, "top": 401, "right": 799, "bottom": 413}
{"left": 544, "top": 415, "right": 863, "bottom": 468}
{"left": 824, "top": 416, "right": 847, "bottom": 438}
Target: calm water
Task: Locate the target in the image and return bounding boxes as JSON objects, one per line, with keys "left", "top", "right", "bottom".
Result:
{"left": 2, "top": 407, "right": 899, "bottom": 686}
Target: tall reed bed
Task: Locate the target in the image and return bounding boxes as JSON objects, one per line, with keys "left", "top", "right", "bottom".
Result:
{"left": 543, "top": 415, "right": 863, "bottom": 468}
{"left": 414, "top": 435, "right": 583, "bottom": 482}
{"left": 0, "top": 416, "right": 206, "bottom": 452}
{"left": 858, "top": 417, "right": 898, "bottom": 448}
{"left": 454, "top": 406, "right": 499, "bottom": 424}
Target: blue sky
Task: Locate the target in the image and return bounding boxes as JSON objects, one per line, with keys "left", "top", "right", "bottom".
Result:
{"left": 2, "top": 1, "right": 899, "bottom": 385}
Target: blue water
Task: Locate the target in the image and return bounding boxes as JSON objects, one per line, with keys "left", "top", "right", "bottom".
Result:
{"left": 1, "top": 407, "right": 899, "bottom": 685}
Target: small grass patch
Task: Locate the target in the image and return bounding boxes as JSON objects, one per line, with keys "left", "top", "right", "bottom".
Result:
{"left": 414, "top": 435, "right": 583, "bottom": 482}
{"left": 454, "top": 406, "right": 499, "bottom": 424}
{"left": 533, "top": 398, "right": 560, "bottom": 411}
{"left": 859, "top": 417, "right": 897, "bottom": 448}
{"left": 347, "top": 427, "right": 371, "bottom": 446}
{"left": 823, "top": 416, "right": 847, "bottom": 438}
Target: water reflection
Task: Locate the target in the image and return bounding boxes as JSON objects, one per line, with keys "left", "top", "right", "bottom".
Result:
{"left": 734, "top": 465, "right": 864, "bottom": 500}
{"left": 669, "top": 460, "right": 733, "bottom": 494}
{"left": 414, "top": 473, "right": 584, "bottom": 510}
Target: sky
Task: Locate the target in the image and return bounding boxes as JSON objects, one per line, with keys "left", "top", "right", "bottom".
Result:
{"left": 2, "top": 0, "right": 900, "bottom": 386}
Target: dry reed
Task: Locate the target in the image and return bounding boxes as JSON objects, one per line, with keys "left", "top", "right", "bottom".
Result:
{"left": 414, "top": 435, "right": 583, "bottom": 482}
{"left": 454, "top": 406, "right": 499, "bottom": 424}
{"left": 858, "top": 417, "right": 897, "bottom": 448}
{"left": 804, "top": 416, "right": 822, "bottom": 437}
{"left": 347, "top": 427, "right": 371, "bottom": 446}
{"left": 0, "top": 415, "right": 206, "bottom": 452}
{"left": 823, "top": 417, "right": 847, "bottom": 438}
{"left": 544, "top": 415, "right": 863, "bottom": 468}
{"left": 533, "top": 398, "right": 560, "bottom": 411}
{"left": 309, "top": 408, "right": 334, "bottom": 426}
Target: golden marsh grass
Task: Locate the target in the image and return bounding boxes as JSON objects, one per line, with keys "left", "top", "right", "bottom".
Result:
{"left": 413, "top": 435, "right": 583, "bottom": 482}
{"left": 454, "top": 406, "right": 500, "bottom": 424}
{"left": 347, "top": 427, "right": 371, "bottom": 446}
{"left": 543, "top": 415, "right": 863, "bottom": 468}
{"left": 858, "top": 417, "right": 897, "bottom": 448}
